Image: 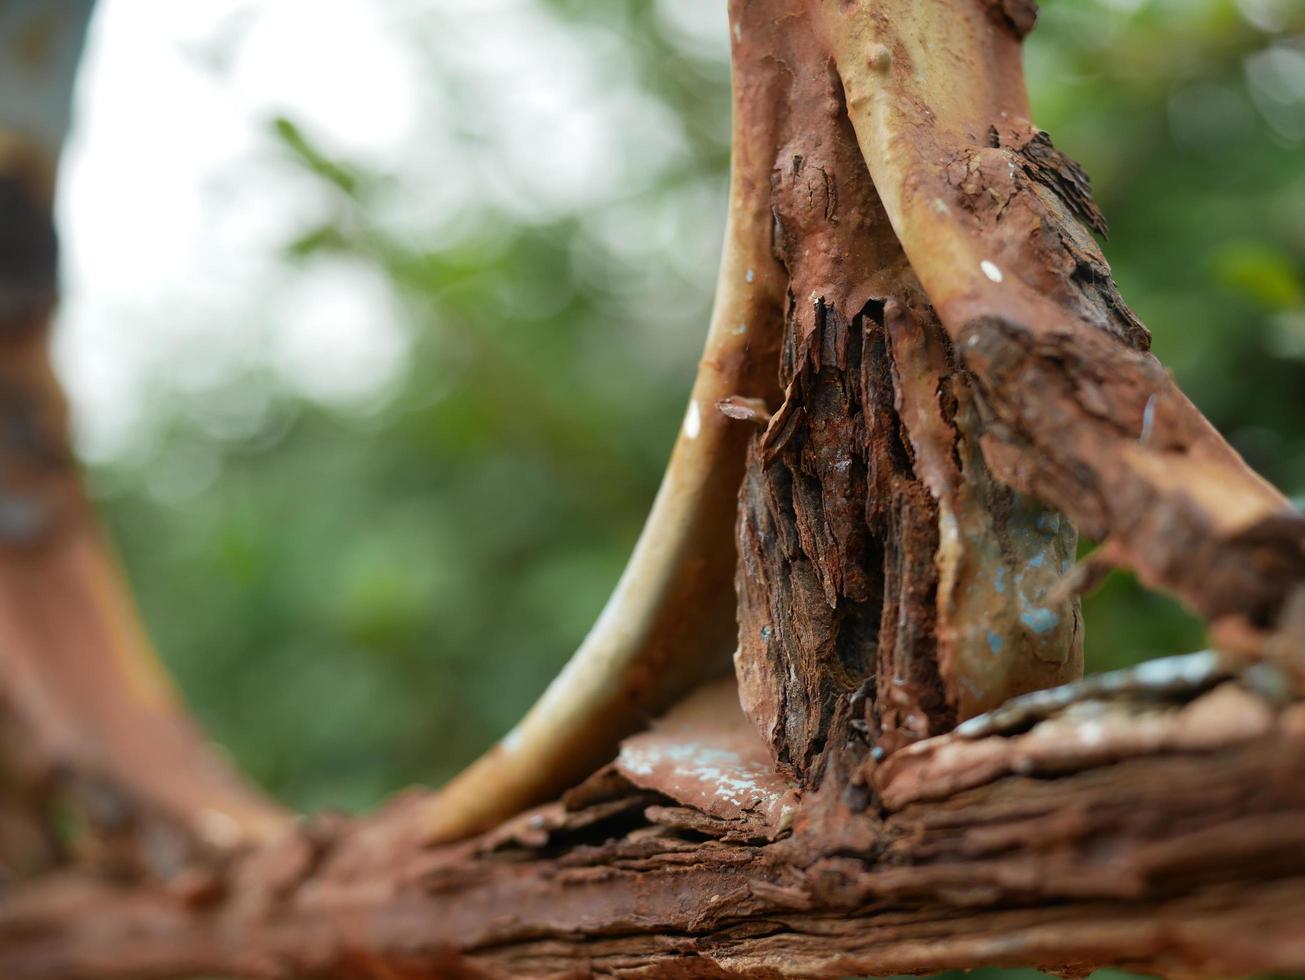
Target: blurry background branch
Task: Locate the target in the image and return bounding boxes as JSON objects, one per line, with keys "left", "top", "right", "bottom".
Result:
{"left": 0, "top": 1, "right": 1297, "bottom": 978}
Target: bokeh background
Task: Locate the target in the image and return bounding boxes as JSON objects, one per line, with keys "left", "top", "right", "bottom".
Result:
{"left": 53, "top": 0, "right": 1305, "bottom": 827}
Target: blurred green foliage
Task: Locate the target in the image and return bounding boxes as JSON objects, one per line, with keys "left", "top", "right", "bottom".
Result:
{"left": 87, "top": 0, "right": 1305, "bottom": 832}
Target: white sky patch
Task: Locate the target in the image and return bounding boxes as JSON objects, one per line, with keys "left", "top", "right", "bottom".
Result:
{"left": 231, "top": 0, "right": 418, "bottom": 165}
{"left": 654, "top": 0, "right": 730, "bottom": 61}
{"left": 272, "top": 258, "right": 409, "bottom": 407}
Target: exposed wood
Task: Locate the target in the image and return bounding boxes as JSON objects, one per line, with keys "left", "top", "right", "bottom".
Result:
{"left": 731, "top": 0, "right": 1082, "bottom": 792}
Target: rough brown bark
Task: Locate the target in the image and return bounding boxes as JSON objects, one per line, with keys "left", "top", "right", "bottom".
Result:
{"left": 4, "top": 675, "right": 1305, "bottom": 980}
{"left": 0, "top": 1, "right": 1303, "bottom": 978}
{"left": 809, "top": 0, "right": 1305, "bottom": 652}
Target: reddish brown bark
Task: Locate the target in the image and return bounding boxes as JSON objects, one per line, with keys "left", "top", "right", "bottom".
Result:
{"left": 809, "top": 0, "right": 1305, "bottom": 652}
{"left": 0, "top": 1, "right": 1303, "bottom": 977}
{"left": 3, "top": 676, "right": 1305, "bottom": 979}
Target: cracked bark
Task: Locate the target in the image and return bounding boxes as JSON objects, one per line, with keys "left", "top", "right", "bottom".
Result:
{"left": 1, "top": 1, "right": 1304, "bottom": 978}
{"left": 5, "top": 676, "right": 1305, "bottom": 979}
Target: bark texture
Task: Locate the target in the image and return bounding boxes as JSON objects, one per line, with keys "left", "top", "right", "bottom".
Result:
{"left": 729, "top": 0, "right": 1082, "bottom": 790}
{"left": 4, "top": 675, "right": 1305, "bottom": 980}
{"left": 0, "top": 0, "right": 1303, "bottom": 977}
{"left": 810, "top": 0, "right": 1305, "bottom": 654}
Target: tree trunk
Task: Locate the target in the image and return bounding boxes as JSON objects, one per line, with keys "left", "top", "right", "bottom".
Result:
{"left": 1, "top": 2, "right": 1303, "bottom": 978}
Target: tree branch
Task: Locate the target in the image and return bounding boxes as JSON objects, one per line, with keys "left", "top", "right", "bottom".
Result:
{"left": 3, "top": 676, "right": 1304, "bottom": 979}
{"left": 0, "top": 4, "right": 288, "bottom": 878}
{"left": 0, "top": 2, "right": 1303, "bottom": 977}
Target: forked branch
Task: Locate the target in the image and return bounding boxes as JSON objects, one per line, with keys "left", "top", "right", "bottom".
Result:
{"left": 0, "top": 1, "right": 1302, "bottom": 977}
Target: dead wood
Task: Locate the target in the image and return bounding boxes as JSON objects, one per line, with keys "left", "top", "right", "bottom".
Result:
{"left": 0, "top": 1, "right": 1302, "bottom": 978}
{"left": 4, "top": 677, "right": 1305, "bottom": 979}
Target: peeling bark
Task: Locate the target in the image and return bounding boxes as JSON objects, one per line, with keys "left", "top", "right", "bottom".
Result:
{"left": 0, "top": 0, "right": 1303, "bottom": 977}
{"left": 731, "top": 0, "right": 1080, "bottom": 787}
{"left": 811, "top": 0, "right": 1305, "bottom": 654}
{"left": 4, "top": 674, "right": 1305, "bottom": 979}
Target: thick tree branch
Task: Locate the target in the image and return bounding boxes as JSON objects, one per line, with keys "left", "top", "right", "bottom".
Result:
{"left": 0, "top": 1, "right": 1302, "bottom": 977}
{"left": 3, "top": 676, "right": 1305, "bottom": 979}
{"left": 813, "top": 0, "right": 1305, "bottom": 647}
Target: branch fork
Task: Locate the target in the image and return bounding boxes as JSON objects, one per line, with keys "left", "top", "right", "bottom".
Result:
{"left": 0, "top": 1, "right": 1302, "bottom": 976}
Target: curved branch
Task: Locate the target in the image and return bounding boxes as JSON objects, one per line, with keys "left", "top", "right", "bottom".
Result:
{"left": 419, "top": 54, "right": 789, "bottom": 841}
{"left": 0, "top": 2, "right": 287, "bottom": 872}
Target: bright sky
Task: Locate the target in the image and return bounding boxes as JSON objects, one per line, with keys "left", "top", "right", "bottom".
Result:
{"left": 56, "top": 0, "right": 723, "bottom": 463}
